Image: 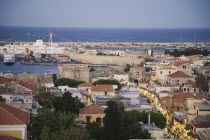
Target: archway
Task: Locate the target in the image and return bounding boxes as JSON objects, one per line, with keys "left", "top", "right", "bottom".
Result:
{"left": 134, "top": 79, "right": 139, "bottom": 86}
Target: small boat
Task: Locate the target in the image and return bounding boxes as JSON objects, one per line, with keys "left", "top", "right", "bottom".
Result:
{"left": 3, "top": 53, "right": 15, "bottom": 65}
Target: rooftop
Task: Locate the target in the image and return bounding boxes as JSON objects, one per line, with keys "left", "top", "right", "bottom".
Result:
{"left": 6, "top": 81, "right": 37, "bottom": 91}
{"left": 168, "top": 71, "right": 192, "bottom": 78}
{"left": 79, "top": 104, "right": 105, "bottom": 114}
{"left": 0, "top": 76, "right": 16, "bottom": 84}
{"left": 78, "top": 83, "right": 94, "bottom": 88}
{"left": 194, "top": 102, "right": 210, "bottom": 111}
{"left": 0, "top": 103, "right": 29, "bottom": 125}
{"left": 160, "top": 92, "right": 210, "bottom": 102}
{"left": 174, "top": 61, "right": 192, "bottom": 66}
{"left": 91, "top": 85, "right": 114, "bottom": 92}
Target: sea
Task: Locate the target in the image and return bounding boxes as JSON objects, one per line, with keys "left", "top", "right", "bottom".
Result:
{"left": 0, "top": 26, "right": 210, "bottom": 75}
{"left": 0, "top": 26, "right": 210, "bottom": 43}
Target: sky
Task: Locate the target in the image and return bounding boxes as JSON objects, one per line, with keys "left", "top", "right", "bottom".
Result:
{"left": 0, "top": 0, "right": 210, "bottom": 28}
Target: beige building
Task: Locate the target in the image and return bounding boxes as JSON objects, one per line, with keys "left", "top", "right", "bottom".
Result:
{"left": 0, "top": 103, "right": 29, "bottom": 140}
{"left": 129, "top": 67, "right": 145, "bottom": 82}
{"left": 58, "top": 64, "right": 90, "bottom": 83}
{"left": 182, "top": 80, "right": 202, "bottom": 93}
{"left": 166, "top": 71, "right": 194, "bottom": 86}
{"left": 79, "top": 104, "right": 105, "bottom": 125}
{"left": 85, "top": 49, "right": 97, "bottom": 55}
{"left": 156, "top": 67, "right": 176, "bottom": 83}
{"left": 113, "top": 73, "right": 129, "bottom": 83}
{"left": 89, "top": 85, "right": 115, "bottom": 97}
{"left": 172, "top": 61, "right": 193, "bottom": 76}
{"left": 183, "top": 99, "right": 208, "bottom": 123}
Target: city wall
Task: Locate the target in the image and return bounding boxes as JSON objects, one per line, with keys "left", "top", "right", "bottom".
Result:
{"left": 64, "top": 50, "right": 143, "bottom": 66}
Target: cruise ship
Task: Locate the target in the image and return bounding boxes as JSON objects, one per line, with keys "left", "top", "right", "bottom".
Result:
{"left": 3, "top": 53, "right": 15, "bottom": 65}
{"left": 0, "top": 33, "right": 67, "bottom": 55}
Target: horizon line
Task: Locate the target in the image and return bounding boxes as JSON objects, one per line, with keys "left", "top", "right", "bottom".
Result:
{"left": 0, "top": 25, "right": 210, "bottom": 29}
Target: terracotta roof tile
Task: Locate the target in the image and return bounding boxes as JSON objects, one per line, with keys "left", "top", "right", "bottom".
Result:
{"left": 174, "top": 61, "right": 192, "bottom": 66}
{"left": 168, "top": 71, "right": 192, "bottom": 78}
{"left": 160, "top": 92, "right": 210, "bottom": 102}
{"left": 78, "top": 83, "right": 94, "bottom": 88}
{"left": 0, "top": 76, "right": 16, "bottom": 84}
{"left": 91, "top": 85, "right": 114, "bottom": 92}
{"left": 79, "top": 104, "right": 105, "bottom": 114}
{"left": 6, "top": 81, "right": 37, "bottom": 91}
{"left": 0, "top": 103, "right": 29, "bottom": 125}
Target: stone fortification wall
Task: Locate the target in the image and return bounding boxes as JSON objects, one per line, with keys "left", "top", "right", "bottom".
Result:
{"left": 64, "top": 50, "right": 143, "bottom": 66}
{"left": 58, "top": 64, "right": 90, "bottom": 83}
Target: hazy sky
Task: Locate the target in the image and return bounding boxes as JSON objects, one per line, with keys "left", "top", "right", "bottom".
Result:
{"left": 0, "top": 0, "right": 210, "bottom": 28}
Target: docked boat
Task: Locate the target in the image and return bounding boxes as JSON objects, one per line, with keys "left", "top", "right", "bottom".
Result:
{"left": 3, "top": 53, "right": 15, "bottom": 65}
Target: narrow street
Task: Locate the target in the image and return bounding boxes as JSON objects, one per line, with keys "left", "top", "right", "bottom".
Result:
{"left": 139, "top": 85, "right": 194, "bottom": 140}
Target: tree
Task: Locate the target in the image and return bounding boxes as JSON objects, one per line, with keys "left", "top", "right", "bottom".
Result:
{"left": 0, "top": 96, "right": 5, "bottom": 102}
{"left": 126, "top": 123, "right": 151, "bottom": 139}
{"left": 31, "top": 109, "right": 76, "bottom": 139}
{"left": 120, "top": 111, "right": 151, "bottom": 140}
{"left": 144, "top": 57, "right": 155, "bottom": 62}
{"left": 86, "top": 122, "right": 103, "bottom": 140}
{"left": 124, "top": 64, "right": 131, "bottom": 72}
{"left": 103, "top": 100, "right": 124, "bottom": 140}
{"left": 33, "top": 91, "right": 55, "bottom": 109}
{"left": 52, "top": 74, "right": 57, "bottom": 83}
{"left": 90, "top": 68, "right": 96, "bottom": 72}
{"left": 41, "top": 127, "right": 90, "bottom": 140}
{"left": 195, "top": 74, "right": 209, "bottom": 92}
{"left": 134, "top": 111, "right": 166, "bottom": 129}
{"left": 41, "top": 53, "right": 46, "bottom": 59}
{"left": 54, "top": 78, "right": 85, "bottom": 87}
{"left": 37, "top": 86, "right": 47, "bottom": 93}
{"left": 52, "top": 92, "right": 85, "bottom": 114}
{"left": 93, "top": 79, "right": 122, "bottom": 90}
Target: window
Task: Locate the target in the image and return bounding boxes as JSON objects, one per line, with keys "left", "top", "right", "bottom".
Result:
{"left": 184, "top": 88, "right": 186, "bottom": 91}
{"left": 194, "top": 89, "right": 196, "bottom": 92}
{"left": 160, "top": 71, "right": 162, "bottom": 74}
{"left": 183, "top": 65, "right": 186, "bottom": 69}
{"left": 188, "top": 88, "right": 189, "bottom": 91}
{"left": 86, "top": 116, "right": 91, "bottom": 123}
{"left": 169, "top": 71, "right": 171, "bottom": 74}
{"left": 177, "top": 107, "right": 179, "bottom": 111}
{"left": 96, "top": 117, "right": 102, "bottom": 124}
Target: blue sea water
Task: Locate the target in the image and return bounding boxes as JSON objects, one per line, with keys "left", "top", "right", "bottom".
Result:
{"left": 0, "top": 26, "right": 210, "bottom": 43}
{"left": 0, "top": 61, "right": 58, "bottom": 75}
{"left": 0, "top": 26, "right": 209, "bottom": 75}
